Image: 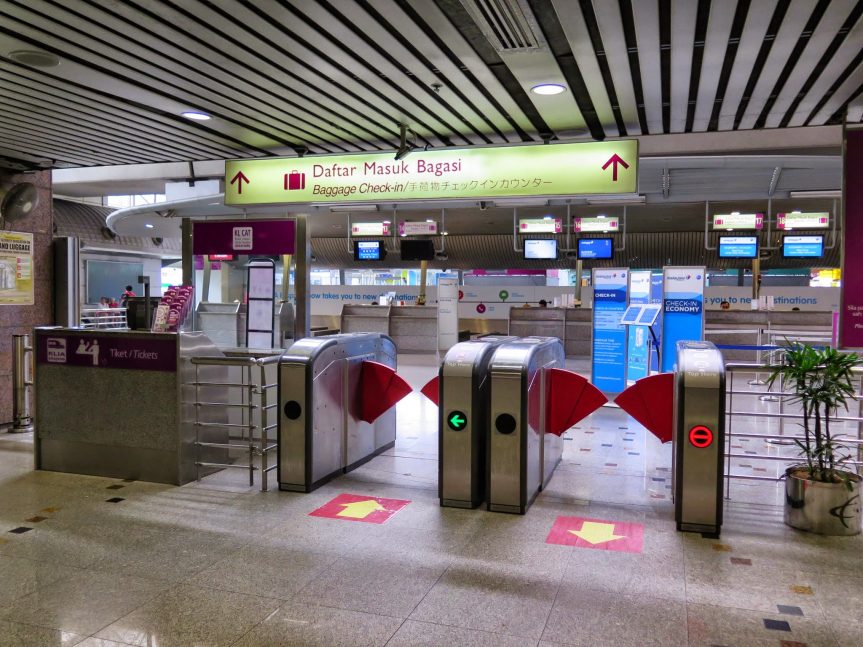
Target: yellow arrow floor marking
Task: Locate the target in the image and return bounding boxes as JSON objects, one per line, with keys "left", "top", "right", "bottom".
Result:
{"left": 568, "top": 521, "right": 625, "bottom": 545}
{"left": 337, "top": 499, "right": 386, "bottom": 519}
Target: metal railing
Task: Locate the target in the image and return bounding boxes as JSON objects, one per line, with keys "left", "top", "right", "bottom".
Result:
{"left": 80, "top": 307, "right": 128, "bottom": 329}
{"left": 723, "top": 360, "right": 863, "bottom": 499}
{"left": 11, "top": 334, "right": 34, "bottom": 433}
{"left": 189, "top": 355, "right": 280, "bottom": 491}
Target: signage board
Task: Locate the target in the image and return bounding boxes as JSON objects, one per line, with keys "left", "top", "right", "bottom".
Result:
{"left": 841, "top": 130, "right": 863, "bottom": 348}
{"left": 0, "top": 231, "right": 33, "bottom": 306}
{"left": 519, "top": 218, "right": 562, "bottom": 233}
{"left": 591, "top": 268, "right": 628, "bottom": 393}
{"left": 574, "top": 216, "right": 620, "bottom": 232}
{"left": 351, "top": 222, "right": 391, "bottom": 236}
{"left": 36, "top": 332, "right": 177, "bottom": 371}
{"left": 650, "top": 272, "right": 664, "bottom": 371}
{"left": 225, "top": 140, "right": 639, "bottom": 205}
{"left": 399, "top": 221, "right": 437, "bottom": 236}
{"left": 660, "top": 267, "right": 705, "bottom": 372}
{"left": 192, "top": 220, "right": 296, "bottom": 255}
{"left": 626, "top": 270, "right": 651, "bottom": 382}
{"left": 777, "top": 212, "right": 829, "bottom": 230}
{"left": 712, "top": 213, "right": 763, "bottom": 230}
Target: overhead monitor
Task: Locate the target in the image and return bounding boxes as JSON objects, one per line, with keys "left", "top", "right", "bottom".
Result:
{"left": 524, "top": 239, "right": 558, "bottom": 260}
{"left": 783, "top": 235, "right": 824, "bottom": 258}
{"left": 353, "top": 240, "right": 386, "bottom": 261}
{"left": 400, "top": 238, "right": 436, "bottom": 261}
{"left": 620, "top": 305, "right": 643, "bottom": 325}
{"left": 636, "top": 304, "right": 661, "bottom": 326}
{"left": 577, "top": 238, "right": 613, "bottom": 259}
{"left": 718, "top": 235, "right": 758, "bottom": 259}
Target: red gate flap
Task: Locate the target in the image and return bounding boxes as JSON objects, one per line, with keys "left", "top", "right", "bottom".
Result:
{"left": 420, "top": 376, "right": 440, "bottom": 406}
{"left": 360, "top": 361, "right": 413, "bottom": 423}
{"left": 614, "top": 373, "right": 674, "bottom": 443}
{"left": 547, "top": 368, "right": 608, "bottom": 436}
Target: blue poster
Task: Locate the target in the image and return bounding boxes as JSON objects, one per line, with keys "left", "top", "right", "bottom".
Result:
{"left": 592, "top": 268, "right": 628, "bottom": 393}
{"left": 660, "top": 267, "right": 705, "bottom": 372}
{"left": 626, "top": 271, "right": 651, "bottom": 382}
{"left": 650, "top": 272, "right": 663, "bottom": 371}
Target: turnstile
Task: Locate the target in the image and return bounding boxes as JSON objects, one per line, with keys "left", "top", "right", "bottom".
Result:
{"left": 437, "top": 335, "right": 518, "bottom": 509}
{"left": 673, "top": 340, "right": 725, "bottom": 535}
{"left": 487, "top": 337, "right": 565, "bottom": 514}
{"left": 278, "top": 333, "right": 407, "bottom": 492}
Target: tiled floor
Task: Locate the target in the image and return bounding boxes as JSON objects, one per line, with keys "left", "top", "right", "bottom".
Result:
{"left": 0, "top": 354, "right": 861, "bottom": 646}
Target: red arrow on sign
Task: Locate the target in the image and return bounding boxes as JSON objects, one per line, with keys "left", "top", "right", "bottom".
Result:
{"left": 230, "top": 171, "right": 250, "bottom": 195}
{"left": 601, "top": 154, "right": 630, "bottom": 182}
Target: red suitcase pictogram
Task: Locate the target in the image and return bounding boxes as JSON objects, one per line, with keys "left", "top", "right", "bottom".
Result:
{"left": 285, "top": 171, "right": 305, "bottom": 191}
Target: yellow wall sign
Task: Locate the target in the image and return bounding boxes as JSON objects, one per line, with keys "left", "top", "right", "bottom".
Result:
{"left": 225, "top": 140, "right": 638, "bottom": 206}
{"left": 0, "top": 231, "right": 34, "bottom": 305}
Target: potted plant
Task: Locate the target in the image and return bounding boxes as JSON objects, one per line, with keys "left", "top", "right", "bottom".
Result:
{"left": 767, "top": 343, "right": 861, "bottom": 535}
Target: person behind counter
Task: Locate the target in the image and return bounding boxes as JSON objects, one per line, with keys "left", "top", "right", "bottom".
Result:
{"left": 120, "top": 285, "right": 136, "bottom": 307}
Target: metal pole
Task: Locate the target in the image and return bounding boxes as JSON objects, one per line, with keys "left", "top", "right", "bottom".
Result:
{"left": 417, "top": 260, "right": 428, "bottom": 305}
{"left": 294, "top": 215, "right": 311, "bottom": 341}
{"left": 574, "top": 260, "right": 583, "bottom": 305}
{"left": 11, "top": 334, "right": 33, "bottom": 433}
{"left": 181, "top": 218, "right": 193, "bottom": 286}
{"left": 259, "top": 361, "right": 268, "bottom": 492}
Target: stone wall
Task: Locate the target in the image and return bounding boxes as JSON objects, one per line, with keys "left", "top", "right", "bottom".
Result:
{"left": 0, "top": 170, "right": 53, "bottom": 426}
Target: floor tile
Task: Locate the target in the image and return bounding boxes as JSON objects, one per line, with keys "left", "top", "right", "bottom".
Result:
{"left": 387, "top": 619, "right": 533, "bottom": 646}
{"left": 686, "top": 602, "right": 838, "bottom": 647}
{"left": 95, "top": 584, "right": 280, "bottom": 647}
{"left": 0, "top": 620, "right": 83, "bottom": 646}
{"left": 232, "top": 600, "right": 402, "bottom": 647}
{"left": 0, "top": 555, "right": 84, "bottom": 605}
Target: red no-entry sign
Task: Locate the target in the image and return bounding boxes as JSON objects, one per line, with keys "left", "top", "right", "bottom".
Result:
{"left": 689, "top": 425, "right": 713, "bottom": 448}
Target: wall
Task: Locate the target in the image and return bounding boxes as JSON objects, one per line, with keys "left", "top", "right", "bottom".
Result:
{"left": 0, "top": 170, "right": 53, "bottom": 426}
{"left": 79, "top": 252, "right": 163, "bottom": 306}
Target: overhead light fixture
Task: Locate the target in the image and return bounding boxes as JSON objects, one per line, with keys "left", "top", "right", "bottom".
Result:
{"left": 442, "top": 231, "right": 449, "bottom": 236}
{"left": 586, "top": 195, "right": 645, "bottom": 205}
{"left": 788, "top": 190, "right": 841, "bottom": 199}
{"left": 181, "top": 111, "right": 212, "bottom": 121}
{"left": 426, "top": 219, "right": 434, "bottom": 222}
{"left": 8, "top": 49, "right": 60, "bottom": 68}
{"left": 597, "top": 215, "right": 606, "bottom": 218}
{"left": 493, "top": 198, "right": 549, "bottom": 207}
{"left": 394, "top": 123, "right": 417, "bottom": 161}
{"left": 731, "top": 211, "right": 740, "bottom": 215}
{"left": 531, "top": 83, "right": 566, "bottom": 95}
{"left": 327, "top": 204, "right": 378, "bottom": 212}
{"left": 144, "top": 223, "right": 155, "bottom": 229}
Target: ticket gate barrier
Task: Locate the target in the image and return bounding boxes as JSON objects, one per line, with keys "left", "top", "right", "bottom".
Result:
{"left": 420, "top": 335, "right": 518, "bottom": 509}
{"left": 487, "top": 337, "right": 608, "bottom": 514}
{"left": 673, "top": 340, "right": 725, "bottom": 535}
{"left": 278, "top": 333, "right": 412, "bottom": 492}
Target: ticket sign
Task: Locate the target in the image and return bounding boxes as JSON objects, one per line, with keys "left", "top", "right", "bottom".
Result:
{"left": 519, "top": 218, "right": 562, "bottom": 233}
{"left": 574, "top": 216, "right": 619, "bottom": 232}
{"left": 712, "top": 213, "right": 763, "bottom": 230}
{"left": 399, "top": 221, "right": 437, "bottom": 236}
{"left": 225, "top": 140, "right": 638, "bottom": 205}
{"left": 777, "top": 212, "right": 829, "bottom": 229}
{"left": 351, "top": 222, "right": 391, "bottom": 236}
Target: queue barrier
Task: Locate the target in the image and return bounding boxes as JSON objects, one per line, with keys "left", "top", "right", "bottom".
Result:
{"left": 277, "top": 333, "right": 411, "bottom": 492}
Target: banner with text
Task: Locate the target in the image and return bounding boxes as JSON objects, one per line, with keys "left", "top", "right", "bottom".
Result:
{"left": 661, "top": 267, "right": 705, "bottom": 372}
{"left": 592, "top": 268, "right": 629, "bottom": 393}
{"left": 841, "top": 130, "right": 863, "bottom": 348}
{"left": 0, "top": 231, "right": 33, "bottom": 305}
{"left": 192, "top": 220, "right": 296, "bottom": 256}
{"left": 626, "top": 271, "right": 651, "bottom": 382}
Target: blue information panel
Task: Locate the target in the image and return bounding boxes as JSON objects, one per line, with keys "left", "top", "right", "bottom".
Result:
{"left": 626, "top": 270, "right": 651, "bottom": 382}
{"left": 660, "top": 267, "right": 705, "bottom": 372}
{"left": 783, "top": 235, "right": 823, "bottom": 258}
{"left": 718, "top": 236, "right": 758, "bottom": 258}
{"left": 650, "top": 272, "right": 663, "bottom": 371}
{"left": 578, "top": 238, "right": 613, "bottom": 259}
{"left": 592, "top": 268, "right": 628, "bottom": 393}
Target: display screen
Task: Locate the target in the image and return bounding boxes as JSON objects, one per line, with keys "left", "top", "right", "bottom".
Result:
{"left": 620, "top": 305, "right": 643, "bottom": 325}
{"left": 783, "top": 235, "right": 824, "bottom": 258}
{"left": 400, "top": 239, "right": 436, "bottom": 261}
{"left": 636, "top": 304, "right": 661, "bottom": 326}
{"left": 353, "top": 240, "right": 385, "bottom": 261}
{"left": 718, "top": 236, "right": 758, "bottom": 258}
{"left": 524, "top": 239, "right": 558, "bottom": 259}
{"left": 577, "top": 238, "right": 613, "bottom": 259}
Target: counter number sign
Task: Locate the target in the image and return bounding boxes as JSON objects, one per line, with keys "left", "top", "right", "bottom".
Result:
{"left": 447, "top": 411, "right": 467, "bottom": 431}
{"left": 689, "top": 425, "right": 713, "bottom": 448}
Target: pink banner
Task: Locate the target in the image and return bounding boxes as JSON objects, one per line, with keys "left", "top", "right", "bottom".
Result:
{"left": 841, "top": 130, "right": 863, "bottom": 348}
{"left": 192, "top": 219, "right": 295, "bottom": 256}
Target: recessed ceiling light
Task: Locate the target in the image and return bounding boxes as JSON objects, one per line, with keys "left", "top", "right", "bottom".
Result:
{"left": 531, "top": 83, "right": 566, "bottom": 95}
{"left": 144, "top": 223, "right": 155, "bottom": 229}
{"left": 442, "top": 231, "right": 449, "bottom": 236}
{"left": 181, "top": 111, "right": 211, "bottom": 121}
{"left": 426, "top": 219, "right": 434, "bottom": 223}
{"left": 8, "top": 49, "right": 60, "bottom": 68}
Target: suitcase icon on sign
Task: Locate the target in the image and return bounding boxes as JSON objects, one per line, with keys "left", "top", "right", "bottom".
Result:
{"left": 285, "top": 171, "right": 305, "bottom": 191}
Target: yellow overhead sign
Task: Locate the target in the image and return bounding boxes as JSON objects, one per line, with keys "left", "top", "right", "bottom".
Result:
{"left": 225, "top": 140, "right": 638, "bottom": 206}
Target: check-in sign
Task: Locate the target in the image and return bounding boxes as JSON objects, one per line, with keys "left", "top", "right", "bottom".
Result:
{"left": 351, "top": 222, "right": 390, "bottom": 236}
{"left": 713, "top": 213, "right": 763, "bottom": 230}
{"left": 225, "top": 140, "right": 638, "bottom": 206}
{"left": 519, "top": 218, "right": 561, "bottom": 233}
{"left": 399, "top": 221, "right": 437, "bottom": 236}
{"left": 575, "top": 216, "right": 619, "bottom": 232}
{"left": 777, "top": 212, "right": 829, "bottom": 229}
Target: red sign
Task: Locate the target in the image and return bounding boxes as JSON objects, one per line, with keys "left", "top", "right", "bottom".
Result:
{"left": 208, "top": 254, "right": 234, "bottom": 262}
{"left": 689, "top": 425, "right": 713, "bottom": 448}
{"left": 309, "top": 493, "right": 410, "bottom": 524}
{"left": 546, "top": 516, "right": 643, "bottom": 553}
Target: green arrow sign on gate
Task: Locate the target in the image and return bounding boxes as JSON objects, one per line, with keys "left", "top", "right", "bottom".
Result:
{"left": 447, "top": 411, "right": 467, "bottom": 431}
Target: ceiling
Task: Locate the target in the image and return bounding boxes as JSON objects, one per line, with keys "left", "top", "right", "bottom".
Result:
{"left": 1, "top": 0, "right": 862, "bottom": 171}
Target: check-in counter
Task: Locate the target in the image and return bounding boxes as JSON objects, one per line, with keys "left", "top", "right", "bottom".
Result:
{"left": 389, "top": 305, "right": 437, "bottom": 352}
{"left": 508, "top": 306, "right": 566, "bottom": 341}
{"left": 340, "top": 304, "right": 390, "bottom": 335}
{"left": 33, "top": 328, "right": 228, "bottom": 485}
{"left": 705, "top": 310, "right": 832, "bottom": 362}
{"left": 565, "top": 308, "right": 591, "bottom": 357}
{"left": 196, "top": 302, "right": 246, "bottom": 348}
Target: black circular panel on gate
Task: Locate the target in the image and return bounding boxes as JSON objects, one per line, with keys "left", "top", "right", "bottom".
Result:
{"left": 495, "top": 413, "right": 517, "bottom": 435}
{"left": 447, "top": 410, "right": 468, "bottom": 431}
{"left": 284, "top": 400, "right": 302, "bottom": 420}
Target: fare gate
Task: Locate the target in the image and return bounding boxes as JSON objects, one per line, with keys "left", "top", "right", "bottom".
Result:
{"left": 673, "top": 341, "right": 725, "bottom": 535}
{"left": 278, "top": 333, "right": 411, "bottom": 492}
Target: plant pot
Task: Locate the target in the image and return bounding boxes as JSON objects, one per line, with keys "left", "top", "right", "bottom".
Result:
{"left": 784, "top": 466, "right": 862, "bottom": 536}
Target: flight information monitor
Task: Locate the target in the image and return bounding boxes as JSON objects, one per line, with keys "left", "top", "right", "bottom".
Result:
{"left": 353, "top": 240, "right": 385, "bottom": 261}
{"left": 523, "top": 239, "right": 558, "bottom": 259}
{"left": 783, "top": 235, "right": 824, "bottom": 258}
{"left": 718, "top": 235, "right": 758, "bottom": 258}
{"left": 577, "top": 238, "right": 613, "bottom": 259}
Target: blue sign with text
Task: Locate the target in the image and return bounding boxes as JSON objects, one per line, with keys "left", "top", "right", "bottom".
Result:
{"left": 592, "top": 269, "right": 628, "bottom": 393}
{"left": 650, "top": 272, "right": 663, "bottom": 372}
{"left": 626, "top": 271, "right": 651, "bottom": 382}
{"left": 661, "top": 268, "right": 705, "bottom": 372}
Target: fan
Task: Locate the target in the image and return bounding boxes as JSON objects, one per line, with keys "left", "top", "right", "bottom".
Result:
{"left": 0, "top": 182, "right": 39, "bottom": 227}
